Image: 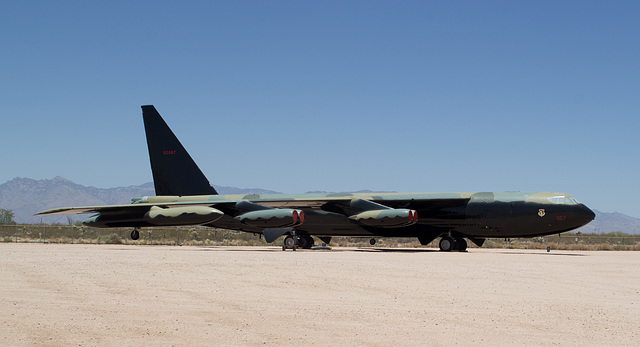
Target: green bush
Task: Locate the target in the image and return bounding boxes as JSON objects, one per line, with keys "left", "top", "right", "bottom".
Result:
{"left": 104, "top": 233, "right": 123, "bottom": 244}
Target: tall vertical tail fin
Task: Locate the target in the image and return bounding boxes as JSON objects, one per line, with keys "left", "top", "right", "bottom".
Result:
{"left": 142, "top": 105, "right": 218, "bottom": 196}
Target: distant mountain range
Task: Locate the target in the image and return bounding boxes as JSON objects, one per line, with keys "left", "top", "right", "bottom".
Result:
{"left": 578, "top": 211, "right": 640, "bottom": 235}
{"left": 1, "top": 177, "right": 639, "bottom": 234}
{"left": 0, "top": 177, "right": 279, "bottom": 224}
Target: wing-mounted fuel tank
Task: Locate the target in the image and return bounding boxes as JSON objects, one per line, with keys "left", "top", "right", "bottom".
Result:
{"left": 348, "top": 198, "right": 418, "bottom": 228}
{"left": 234, "top": 200, "right": 304, "bottom": 228}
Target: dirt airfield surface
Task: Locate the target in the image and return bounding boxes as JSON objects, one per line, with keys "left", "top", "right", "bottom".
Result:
{"left": 1, "top": 244, "right": 638, "bottom": 346}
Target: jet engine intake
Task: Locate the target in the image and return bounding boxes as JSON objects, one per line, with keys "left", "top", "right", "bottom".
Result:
{"left": 350, "top": 209, "right": 418, "bottom": 228}
{"left": 236, "top": 209, "right": 304, "bottom": 228}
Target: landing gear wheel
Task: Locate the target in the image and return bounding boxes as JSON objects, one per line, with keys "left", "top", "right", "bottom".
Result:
{"left": 457, "top": 238, "right": 468, "bottom": 252}
{"left": 439, "top": 236, "right": 456, "bottom": 252}
{"left": 369, "top": 238, "right": 376, "bottom": 246}
{"left": 297, "top": 235, "right": 314, "bottom": 249}
{"left": 284, "top": 235, "right": 297, "bottom": 249}
{"left": 297, "top": 236, "right": 308, "bottom": 249}
{"left": 131, "top": 229, "right": 140, "bottom": 240}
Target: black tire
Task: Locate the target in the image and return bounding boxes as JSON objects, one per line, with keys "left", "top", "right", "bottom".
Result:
{"left": 369, "top": 238, "right": 376, "bottom": 246}
{"left": 457, "top": 238, "right": 468, "bottom": 252}
{"left": 439, "top": 236, "right": 455, "bottom": 251}
{"left": 131, "top": 229, "right": 140, "bottom": 240}
{"left": 308, "top": 236, "right": 315, "bottom": 248}
{"left": 304, "top": 235, "right": 314, "bottom": 249}
{"left": 297, "top": 236, "right": 308, "bottom": 249}
{"left": 284, "top": 235, "right": 296, "bottom": 249}
{"left": 297, "top": 235, "right": 314, "bottom": 249}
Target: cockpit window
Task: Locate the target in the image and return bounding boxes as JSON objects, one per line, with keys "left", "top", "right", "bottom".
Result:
{"left": 548, "top": 195, "right": 581, "bottom": 205}
{"left": 550, "top": 196, "right": 565, "bottom": 204}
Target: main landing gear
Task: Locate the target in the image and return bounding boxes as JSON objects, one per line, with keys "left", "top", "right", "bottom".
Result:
{"left": 283, "top": 234, "right": 315, "bottom": 251}
{"left": 439, "top": 236, "right": 467, "bottom": 252}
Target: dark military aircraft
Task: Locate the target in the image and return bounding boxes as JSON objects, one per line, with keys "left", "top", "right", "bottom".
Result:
{"left": 37, "top": 105, "right": 595, "bottom": 251}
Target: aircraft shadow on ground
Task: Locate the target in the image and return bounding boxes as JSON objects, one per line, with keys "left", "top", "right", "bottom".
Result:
{"left": 192, "top": 246, "right": 438, "bottom": 253}
{"left": 190, "top": 246, "right": 586, "bottom": 255}
{"left": 353, "top": 248, "right": 440, "bottom": 253}
{"left": 491, "top": 250, "right": 586, "bottom": 256}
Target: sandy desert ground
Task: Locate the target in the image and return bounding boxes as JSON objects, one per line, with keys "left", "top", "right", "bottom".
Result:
{"left": 0, "top": 244, "right": 638, "bottom": 346}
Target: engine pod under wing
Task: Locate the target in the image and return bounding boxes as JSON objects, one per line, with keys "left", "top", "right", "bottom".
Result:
{"left": 350, "top": 209, "right": 418, "bottom": 228}
{"left": 83, "top": 205, "right": 225, "bottom": 227}
{"left": 236, "top": 209, "right": 304, "bottom": 228}
{"left": 143, "top": 206, "right": 225, "bottom": 226}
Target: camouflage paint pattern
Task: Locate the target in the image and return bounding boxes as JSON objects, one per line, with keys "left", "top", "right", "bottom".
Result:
{"left": 40, "top": 191, "right": 594, "bottom": 240}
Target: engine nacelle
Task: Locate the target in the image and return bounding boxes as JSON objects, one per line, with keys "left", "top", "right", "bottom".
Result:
{"left": 236, "top": 209, "right": 304, "bottom": 228}
{"left": 83, "top": 205, "right": 224, "bottom": 228}
{"left": 350, "top": 209, "right": 418, "bottom": 228}
{"left": 143, "top": 206, "right": 224, "bottom": 226}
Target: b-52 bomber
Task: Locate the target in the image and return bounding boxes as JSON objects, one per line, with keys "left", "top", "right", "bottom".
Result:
{"left": 37, "top": 105, "right": 595, "bottom": 251}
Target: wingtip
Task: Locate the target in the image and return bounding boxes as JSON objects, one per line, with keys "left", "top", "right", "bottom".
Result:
{"left": 35, "top": 207, "right": 74, "bottom": 215}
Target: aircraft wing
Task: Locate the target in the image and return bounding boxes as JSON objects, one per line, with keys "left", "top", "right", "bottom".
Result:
{"left": 36, "top": 193, "right": 471, "bottom": 216}
{"left": 36, "top": 205, "right": 140, "bottom": 215}
{"left": 35, "top": 200, "right": 239, "bottom": 228}
{"left": 35, "top": 193, "right": 472, "bottom": 235}
{"left": 35, "top": 201, "right": 233, "bottom": 215}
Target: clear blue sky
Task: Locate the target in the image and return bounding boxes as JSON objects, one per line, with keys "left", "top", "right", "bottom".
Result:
{"left": 1, "top": 1, "right": 639, "bottom": 217}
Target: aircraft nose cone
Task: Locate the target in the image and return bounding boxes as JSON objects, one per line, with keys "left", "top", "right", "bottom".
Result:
{"left": 579, "top": 204, "right": 596, "bottom": 226}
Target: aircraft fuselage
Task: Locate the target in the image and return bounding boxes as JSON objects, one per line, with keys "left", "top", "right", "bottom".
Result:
{"left": 124, "top": 191, "right": 594, "bottom": 241}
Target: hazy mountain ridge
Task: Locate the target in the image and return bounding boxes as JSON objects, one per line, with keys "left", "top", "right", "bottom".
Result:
{"left": 579, "top": 210, "right": 640, "bottom": 235}
{"left": 1, "top": 177, "right": 639, "bottom": 234}
{"left": 0, "top": 177, "right": 279, "bottom": 224}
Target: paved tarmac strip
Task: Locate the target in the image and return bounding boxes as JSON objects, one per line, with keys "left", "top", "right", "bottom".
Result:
{"left": 0, "top": 244, "right": 638, "bottom": 346}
